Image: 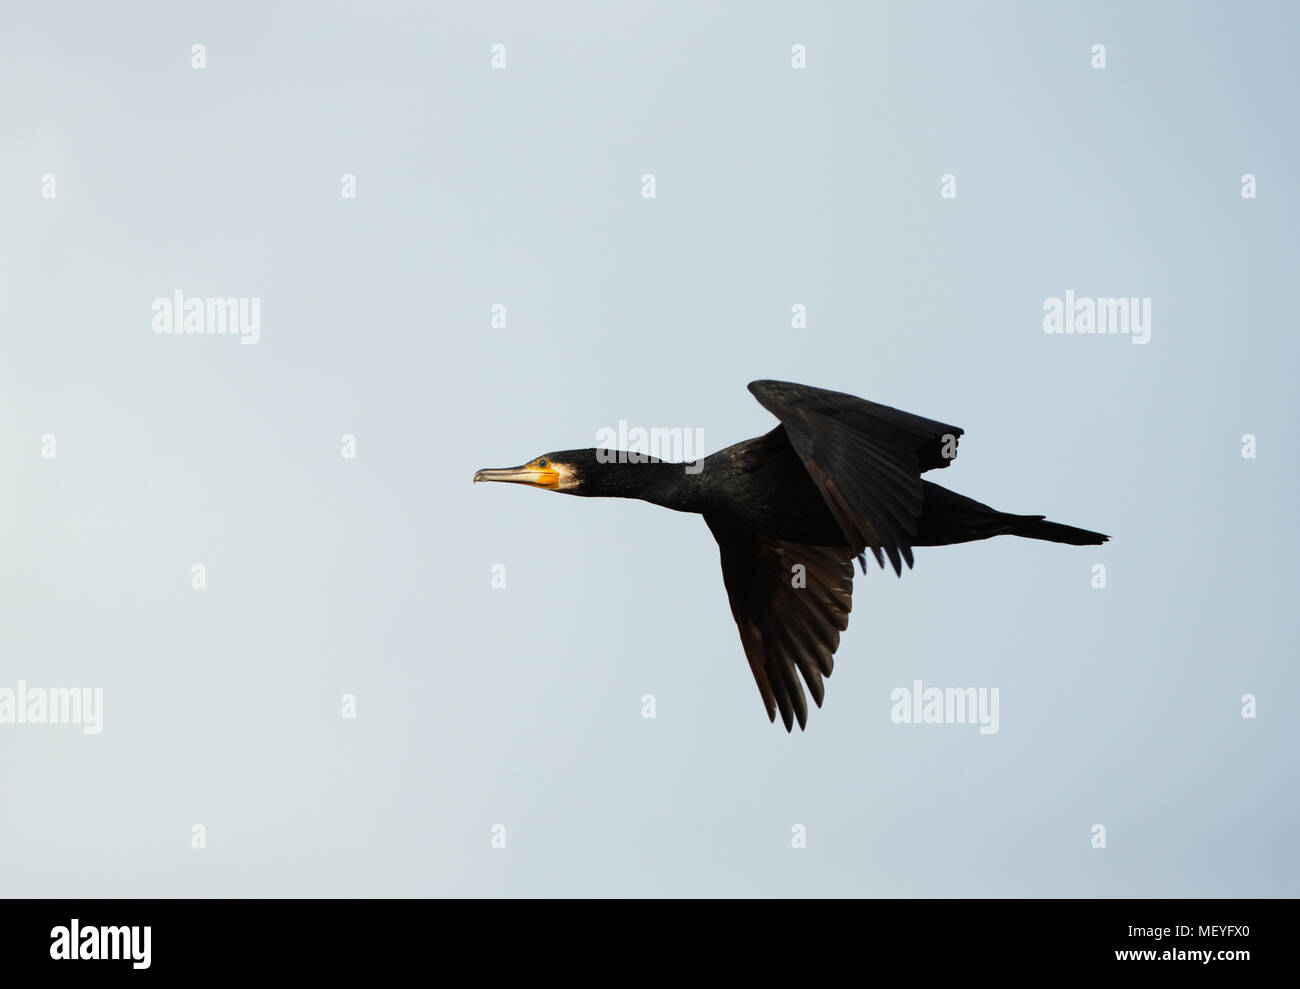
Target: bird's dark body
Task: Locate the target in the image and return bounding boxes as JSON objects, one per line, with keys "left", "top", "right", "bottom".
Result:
{"left": 696, "top": 428, "right": 847, "bottom": 545}
{"left": 696, "top": 427, "right": 1004, "bottom": 549}
{"left": 475, "top": 379, "right": 1108, "bottom": 731}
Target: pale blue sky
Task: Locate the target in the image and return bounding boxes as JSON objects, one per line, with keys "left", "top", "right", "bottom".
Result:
{"left": 1, "top": 1, "right": 1296, "bottom": 896}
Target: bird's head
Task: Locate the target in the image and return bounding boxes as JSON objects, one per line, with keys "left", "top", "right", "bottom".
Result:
{"left": 473, "top": 448, "right": 677, "bottom": 498}
{"left": 472, "top": 450, "right": 594, "bottom": 494}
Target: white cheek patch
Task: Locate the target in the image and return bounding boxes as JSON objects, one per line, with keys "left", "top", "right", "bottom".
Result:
{"left": 553, "top": 464, "right": 579, "bottom": 491}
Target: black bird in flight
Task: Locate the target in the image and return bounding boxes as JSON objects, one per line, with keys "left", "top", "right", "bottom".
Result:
{"left": 474, "top": 380, "right": 1107, "bottom": 731}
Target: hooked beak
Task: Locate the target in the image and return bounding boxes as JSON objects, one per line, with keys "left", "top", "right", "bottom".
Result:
{"left": 472, "top": 463, "right": 559, "bottom": 489}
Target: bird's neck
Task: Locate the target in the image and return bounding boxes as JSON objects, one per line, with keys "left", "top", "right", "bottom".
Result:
{"left": 580, "top": 456, "right": 705, "bottom": 513}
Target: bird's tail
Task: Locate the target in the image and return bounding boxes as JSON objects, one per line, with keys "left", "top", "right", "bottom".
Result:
{"left": 1002, "top": 514, "right": 1109, "bottom": 546}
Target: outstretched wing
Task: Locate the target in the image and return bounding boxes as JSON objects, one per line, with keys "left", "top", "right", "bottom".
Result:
{"left": 707, "top": 516, "right": 855, "bottom": 731}
{"left": 748, "top": 379, "right": 964, "bottom": 576}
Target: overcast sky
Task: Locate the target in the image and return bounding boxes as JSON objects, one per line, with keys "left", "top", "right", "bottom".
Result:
{"left": 2, "top": 0, "right": 1296, "bottom": 896}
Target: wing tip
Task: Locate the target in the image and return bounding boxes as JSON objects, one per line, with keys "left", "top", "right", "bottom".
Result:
{"left": 747, "top": 379, "right": 784, "bottom": 405}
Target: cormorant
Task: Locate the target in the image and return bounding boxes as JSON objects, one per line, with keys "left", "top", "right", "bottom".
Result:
{"left": 474, "top": 380, "right": 1108, "bottom": 731}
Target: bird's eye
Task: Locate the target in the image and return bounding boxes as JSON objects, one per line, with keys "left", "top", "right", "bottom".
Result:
{"left": 538, "top": 459, "right": 548, "bottom": 468}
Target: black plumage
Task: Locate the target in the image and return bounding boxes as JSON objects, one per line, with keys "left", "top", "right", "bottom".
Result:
{"left": 474, "top": 380, "right": 1108, "bottom": 731}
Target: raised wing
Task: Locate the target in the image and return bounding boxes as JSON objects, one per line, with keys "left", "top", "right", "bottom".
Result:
{"left": 748, "top": 379, "right": 964, "bottom": 576}
{"left": 707, "top": 516, "right": 854, "bottom": 731}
